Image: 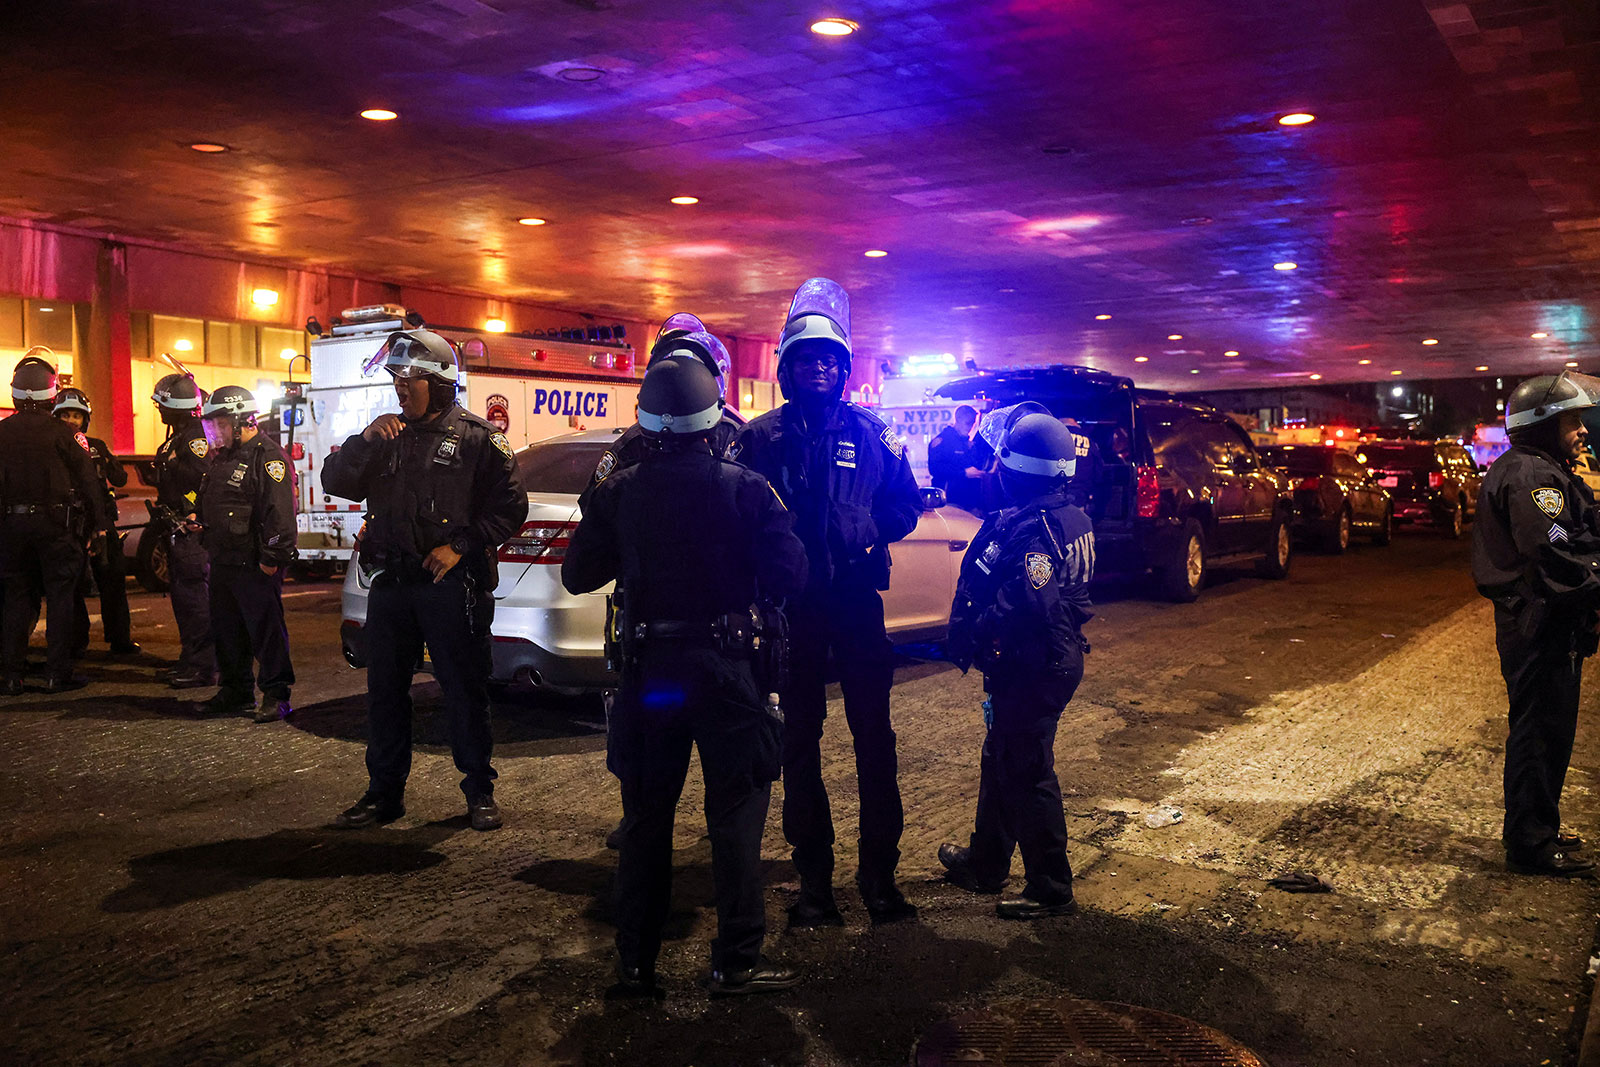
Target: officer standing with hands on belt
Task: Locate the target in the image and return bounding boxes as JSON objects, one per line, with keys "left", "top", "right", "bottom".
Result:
{"left": 52, "top": 387, "right": 140, "bottom": 657}
{"left": 151, "top": 372, "right": 217, "bottom": 689}
{"left": 1472, "top": 370, "right": 1600, "bottom": 877}
{"left": 1, "top": 352, "right": 105, "bottom": 695}
{"left": 732, "top": 278, "right": 924, "bottom": 927}
{"left": 940, "top": 406, "right": 1095, "bottom": 918}
{"left": 322, "top": 328, "right": 527, "bottom": 832}
{"left": 563, "top": 351, "right": 807, "bottom": 997}
{"left": 194, "top": 386, "right": 298, "bottom": 722}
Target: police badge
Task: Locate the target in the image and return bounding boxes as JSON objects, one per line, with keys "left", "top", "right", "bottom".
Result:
{"left": 975, "top": 538, "right": 1002, "bottom": 574}
{"left": 1532, "top": 488, "right": 1564, "bottom": 518}
{"left": 265, "top": 460, "right": 286, "bottom": 483}
{"left": 1026, "top": 552, "right": 1053, "bottom": 590}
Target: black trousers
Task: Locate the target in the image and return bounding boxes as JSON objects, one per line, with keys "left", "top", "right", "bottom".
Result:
{"left": 364, "top": 572, "right": 496, "bottom": 800}
{"left": 612, "top": 644, "right": 778, "bottom": 974}
{"left": 0, "top": 514, "right": 84, "bottom": 679}
{"left": 210, "top": 562, "right": 294, "bottom": 699}
{"left": 167, "top": 532, "right": 215, "bottom": 676}
{"left": 73, "top": 533, "right": 133, "bottom": 650}
{"left": 966, "top": 662, "right": 1083, "bottom": 903}
{"left": 1496, "top": 607, "right": 1584, "bottom": 857}
{"left": 781, "top": 584, "right": 904, "bottom": 892}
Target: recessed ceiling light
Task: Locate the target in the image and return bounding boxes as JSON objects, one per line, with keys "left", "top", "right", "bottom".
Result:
{"left": 1475, "top": 365, "right": 1489, "bottom": 371}
{"left": 517, "top": 217, "right": 547, "bottom": 226}
{"left": 810, "top": 17, "right": 859, "bottom": 36}
{"left": 1309, "top": 373, "right": 1323, "bottom": 380}
{"left": 1134, "top": 356, "right": 1149, "bottom": 363}
{"left": 174, "top": 339, "right": 194, "bottom": 352}
{"left": 360, "top": 108, "right": 398, "bottom": 121}
{"left": 1190, "top": 369, "right": 1201, "bottom": 374}
{"left": 670, "top": 195, "right": 700, "bottom": 205}
{"left": 189, "top": 142, "right": 230, "bottom": 153}
{"left": 485, "top": 319, "right": 508, "bottom": 333}
{"left": 1278, "top": 113, "right": 1316, "bottom": 126}
{"left": 1224, "top": 350, "right": 1239, "bottom": 357}
{"left": 558, "top": 66, "right": 605, "bottom": 82}
{"left": 1531, "top": 332, "right": 1548, "bottom": 339}
{"left": 863, "top": 249, "right": 888, "bottom": 258}
{"left": 1095, "top": 314, "right": 1112, "bottom": 321}
{"left": 1167, "top": 334, "right": 1183, "bottom": 341}
{"left": 1421, "top": 338, "right": 1438, "bottom": 345}
{"left": 251, "top": 288, "right": 279, "bottom": 308}
{"left": 1358, "top": 359, "right": 1372, "bottom": 365}
{"left": 1273, "top": 261, "right": 1298, "bottom": 271}
{"left": 1391, "top": 369, "right": 1403, "bottom": 375}
{"left": 1567, "top": 361, "right": 1580, "bottom": 368}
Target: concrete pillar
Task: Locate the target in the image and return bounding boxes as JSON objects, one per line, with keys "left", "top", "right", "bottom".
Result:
{"left": 85, "top": 241, "right": 134, "bottom": 452}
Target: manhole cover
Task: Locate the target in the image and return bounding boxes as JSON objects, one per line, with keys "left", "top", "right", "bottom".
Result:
{"left": 915, "top": 997, "right": 1267, "bottom": 1066}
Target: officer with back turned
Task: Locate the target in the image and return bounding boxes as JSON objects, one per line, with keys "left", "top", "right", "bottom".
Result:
{"left": 52, "top": 387, "right": 140, "bottom": 657}
{"left": 1472, "top": 371, "right": 1600, "bottom": 877}
{"left": 939, "top": 408, "right": 1094, "bottom": 918}
{"left": 322, "top": 329, "right": 527, "bottom": 831}
{"left": 563, "top": 352, "right": 807, "bottom": 996}
{"left": 1, "top": 352, "right": 105, "bottom": 695}
{"left": 195, "top": 386, "right": 298, "bottom": 723}
{"left": 732, "top": 277, "right": 924, "bottom": 927}
{"left": 151, "top": 373, "right": 216, "bottom": 689}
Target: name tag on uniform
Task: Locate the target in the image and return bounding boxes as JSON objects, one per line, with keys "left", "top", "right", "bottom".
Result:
{"left": 434, "top": 435, "right": 460, "bottom": 465}
{"left": 835, "top": 441, "right": 857, "bottom": 469}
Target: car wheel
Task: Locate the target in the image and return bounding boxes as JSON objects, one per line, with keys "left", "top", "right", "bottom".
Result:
{"left": 136, "top": 529, "right": 171, "bottom": 593}
{"left": 1325, "top": 507, "right": 1351, "bottom": 555}
{"left": 1257, "top": 513, "right": 1293, "bottom": 579}
{"left": 1157, "top": 519, "right": 1206, "bottom": 603}
{"left": 1371, "top": 504, "right": 1393, "bottom": 546}
{"left": 1445, "top": 501, "right": 1464, "bottom": 540}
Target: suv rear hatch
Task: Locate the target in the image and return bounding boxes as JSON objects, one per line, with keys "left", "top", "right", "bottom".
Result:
{"left": 1360, "top": 443, "right": 1436, "bottom": 501}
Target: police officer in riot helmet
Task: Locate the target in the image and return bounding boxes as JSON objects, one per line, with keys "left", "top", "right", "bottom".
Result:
{"left": 563, "top": 354, "right": 807, "bottom": 996}
{"left": 731, "top": 278, "right": 924, "bottom": 927}
{"left": 194, "top": 386, "right": 298, "bottom": 722}
{"left": 1473, "top": 371, "right": 1600, "bottom": 876}
{"left": 0, "top": 352, "right": 106, "bottom": 695}
{"left": 579, "top": 313, "right": 745, "bottom": 511}
{"left": 940, "top": 411, "right": 1095, "bottom": 917}
{"left": 322, "top": 328, "right": 528, "bottom": 831}
{"left": 152, "top": 371, "right": 218, "bottom": 688}
{"left": 52, "top": 387, "right": 140, "bottom": 657}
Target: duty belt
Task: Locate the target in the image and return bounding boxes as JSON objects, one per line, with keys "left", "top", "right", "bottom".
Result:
{"left": 4, "top": 503, "right": 68, "bottom": 516}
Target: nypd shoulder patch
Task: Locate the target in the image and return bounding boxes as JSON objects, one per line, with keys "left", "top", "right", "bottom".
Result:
{"left": 74, "top": 431, "right": 92, "bottom": 453}
{"left": 265, "top": 460, "right": 286, "bottom": 483}
{"left": 490, "top": 432, "right": 513, "bottom": 458}
{"left": 188, "top": 438, "right": 209, "bottom": 458}
{"left": 880, "top": 426, "right": 905, "bottom": 460}
{"left": 1532, "top": 487, "right": 1564, "bottom": 518}
{"left": 593, "top": 451, "right": 617, "bottom": 483}
{"left": 1026, "top": 551, "right": 1054, "bottom": 590}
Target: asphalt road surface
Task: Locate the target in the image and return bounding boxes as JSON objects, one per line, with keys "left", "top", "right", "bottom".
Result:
{"left": 3, "top": 527, "right": 1598, "bottom": 1066}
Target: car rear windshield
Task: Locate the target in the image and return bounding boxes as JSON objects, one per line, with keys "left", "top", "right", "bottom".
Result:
{"left": 1260, "top": 448, "right": 1330, "bottom": 475}
{"left": 1361, "top": 444, "right": 1435, "bottom": 470}
{"left": 514, "top": 440, "right": 611, "bottom": 494}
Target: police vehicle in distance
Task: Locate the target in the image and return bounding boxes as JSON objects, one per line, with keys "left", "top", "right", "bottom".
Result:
{"left": 288, "top": 306, "right": 642, "bottom": 574}
{"left": 338, "top": 427, "right": 982, "bottom": 693}
{"left": 937, "top": 366, "right": 1295, "bottom": 602}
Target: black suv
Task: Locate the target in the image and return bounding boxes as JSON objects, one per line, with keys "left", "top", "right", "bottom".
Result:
{"left": 1355, "top": 440, "right": 1481, "bottom": 538}
{"left": 937, "top": 367, "right": 1295, "bottom": 601}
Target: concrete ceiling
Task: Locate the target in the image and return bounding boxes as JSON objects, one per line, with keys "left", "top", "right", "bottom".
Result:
{"left": 1, "top": 0, "right": 1597, "bottom": 389}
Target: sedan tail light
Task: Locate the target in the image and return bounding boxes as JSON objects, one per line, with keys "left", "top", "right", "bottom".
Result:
{"left": 499, "top": 520, "right": 577, "bottom": 564}
{"left": 1428, "top": 471, "right": 1444, "bottom": 488}
{"left": 1135, "top": 465, "right": 1160, "bottom": 519}
{"left": 1297, "top": 476, "right": 1321, "bottom": 491}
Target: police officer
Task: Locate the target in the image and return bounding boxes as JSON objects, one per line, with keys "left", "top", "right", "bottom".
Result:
{"left": 151, "top": 373, "right": 216, "bottom": 688}
{"left": 579, "top": 313, "right": 745, "bottom": 509}
{"left": 928, "top": 405, "right": 984, "bottom": 513}
{"left": 563, "top": 353, "right": 807, "bottom": 996}
{"left": 1061, "top": 417, "right": 1104, "bottom": 512}
{"left": 322, "top": 329, "right": 527, "bottom": 831}
{"left": 53, "top": 388, "right": 140, "bottom": 657}
{"left": 1472, "top": 371, "right": 1600, "bottom": 876}
{"left": 194, "top": 386, "right": 298, "bottom": 722}
{"left": 939, "top": 412, "right": 1095, "bottom": 917}
{"left": 732, "top": 278, "right": 924, "bottom": 927}
{"left": 0, "top": 353, "right": 105, "bottom": 695}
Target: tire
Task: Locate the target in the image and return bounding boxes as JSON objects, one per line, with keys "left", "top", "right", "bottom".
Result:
{"left": 1371, "top": 504, "right": 1393, "bottom": 546}
{"left": 1257, "top": 513, "right": 1293, "bottom": 579}
{"left": 1444, "top": 500, "right": 1464, "bottom": 540}
{"left": 136, "top": 528, "right": 171, "bottom": 593}
{"left": 1156, "top": 519, "right": 1206, "bottom": 603}
{"left": 1324, "top": 507, "right": 1351, "bottom": 555}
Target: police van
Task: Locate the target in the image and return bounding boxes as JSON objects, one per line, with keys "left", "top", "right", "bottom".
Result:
{"left": 286, "top": 305, "right": 640, "bottom": 571}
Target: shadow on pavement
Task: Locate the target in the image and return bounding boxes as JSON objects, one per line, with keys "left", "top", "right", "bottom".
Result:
{"left": 281, "top": 686, "right": 607, "bottom": 755}
{"left": 101, "top": 822, "right": 464, "bottom": 913}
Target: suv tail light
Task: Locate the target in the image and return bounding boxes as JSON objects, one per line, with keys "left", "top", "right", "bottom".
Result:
{"left": 1428, "top": 471, "right": 1444, "bottom": 488}
{"left": 499, "top": 520, "right": 576, "bottom": 564}
{"left": 1297, "top": 476, "right": 1320, "bottom": 490}
{"left": 1135, "top": 465, "right": 1160, "bottom": 518}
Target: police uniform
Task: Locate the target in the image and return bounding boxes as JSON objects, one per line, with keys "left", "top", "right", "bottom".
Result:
{"left": 562, "top": 438, "right": 806, "bottom": 986}
{"left": 1472, "top": 443, "right": 1600, "bottom": 865}
{"left": 198, "top": 433, "right": 298, "bottom": 711}
{"left": 72, "top": 436, "right": 135, "bottom": 653}
{"left": 155, "top": 418, "right": 216, "bottom": 681}
{"left": 322, "top": 404, "right": 528, "bottom": 807}
{"left": 0, "top": 409, "right": 105, "bottom": 685}
{"left": 1065, "top": 426, "right": 1103, "bottom": 512}
{"left": 732, "top": 400, "right": 923, "bottom": 910}
{"left": 928, "top": 423, "right": 982, "bottom": 513}
{"left": 578, "top": 410, "right": 744, "bottom": 510}
{"left": 947, "top": 484, "right": 1094, "bottom": 907}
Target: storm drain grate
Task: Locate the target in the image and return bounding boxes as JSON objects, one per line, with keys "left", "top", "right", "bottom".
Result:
{"left": 915, "top": 997, "right": 1267, "bottom": 1066}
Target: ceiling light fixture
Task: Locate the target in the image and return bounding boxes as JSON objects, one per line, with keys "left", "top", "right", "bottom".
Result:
{"left": 670, "top": 195, "right": 700, "bottom": 205}
{"left": 37, "top": 306, "right": 53, "bottom": 313}
{"left": 485, "top": 319, "right": 508, "bottom": 333}
{"left": 558, "top": 67, "right": 605, "bottom": 82}
{"left": 1190, "top": 369, "right": 1201, "bottom": 375}
{"left": 1224, "top": 350, "right": 1239, "bottom": 357}
{"left": 1278, "top": 113, "right": 1316, "bottom": 126}
{"left": 1167, "top": 334, "right": 1183, "bottom": 341}
{"left": 1095, "top": 313, "right": 1112, "bottom": 320}
{"left": 1391, "top": 369, "right": 1403, "bottom": 375}
{"left": 1309, "top": 373, "right": 1323, "bottom": 380}
{"left": 1474, "top": 365, "right": 1489, "bottom": 371}
{"left": 1273, "top": 261, "right": 1298, "bottom": 271}
{"left": 360, "top": 108, "right": 398, "bottom": 121}
{"left": 279, "top": 348, "right": 299, "bottom": 361}
{"left": 517, "top": 217, "right": 547, "bottom": 226}
{"left": 189, "top": 142, "right": 230, "bottom": 153}
{"left": 863, "top": 249, "right": 888, "bottom": 258}
{"left": 1134, "top": 356, "right": 1149, "bottom": 363}
{"left": 1421, "top": 338, "right": 1438, "bottom": 345}
{"left": 1358, "top": 359, "right": 1372, "bottom": 365}
{"left": 251, "top": 288, "right": 279, "bottom": 308}
{"left": 1567, "top": 361, "right": 1580, "bottom": 368}
{"left": 810, "top": 17, "right": 859, "bottom": 36}
{"left": 1531, "top": 332, "right": 1548, "bottom": 339}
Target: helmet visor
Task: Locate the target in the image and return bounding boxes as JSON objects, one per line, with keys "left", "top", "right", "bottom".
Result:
{"left": 202, "top": 415, "right": 237, "bottom": 450}
{"left": 977, "top": 401, "right": 1052, "bottom": 452}
{"left": 784, "top": 278, "right": 850, "bottom": 343}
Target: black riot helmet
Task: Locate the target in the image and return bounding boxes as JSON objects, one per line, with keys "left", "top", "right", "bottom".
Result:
{"left": 11, "top": 348, "right": 59, "bottom": 409}
{"left": 1506, "top": 371, "right": 1599, "bottom": 436}
{"left": 52, "top": 386, "right": 92, "bottom": 429}
{"left": 996, "top": 412, "right": 1077, "bottom": 503}
{"left": 201, "top": 384, "right": 258, "bottom": 451}
{"left": 636, "top": 354, "right": 723, "bottom": 446}
{"left": 152, "top": 372, "right": 203, "bottom": 426}
{"left": 650, "top": 326, "right": 732, "bottom": 401}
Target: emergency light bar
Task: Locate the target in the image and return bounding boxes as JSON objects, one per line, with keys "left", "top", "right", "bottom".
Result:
{"left": 340, "top": 304, "right": 408, "bottom": 324}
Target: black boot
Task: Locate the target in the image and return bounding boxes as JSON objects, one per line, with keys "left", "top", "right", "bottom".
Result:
{"left": 707, "top": 957, "right": 800, "bottom": 997}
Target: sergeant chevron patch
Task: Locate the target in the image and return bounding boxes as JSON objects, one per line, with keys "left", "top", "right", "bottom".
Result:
{"left": 1550, "top": 523, "right": 1569, "bottom": 544}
